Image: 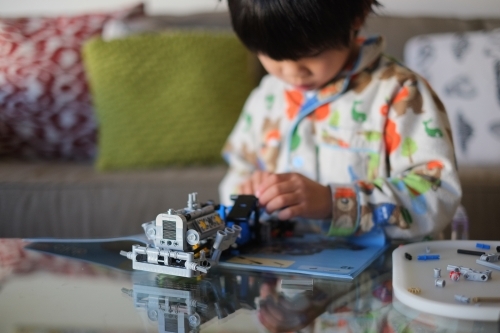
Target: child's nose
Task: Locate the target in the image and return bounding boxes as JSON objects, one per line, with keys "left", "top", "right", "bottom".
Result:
{"left": 282, "top": 61, "right": 309, "bottom": 78}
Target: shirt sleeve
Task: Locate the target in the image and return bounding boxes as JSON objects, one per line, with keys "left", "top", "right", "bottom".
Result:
{"left": 218, "top": 87, "right": 263, "bottom": 206}
{"left": 327, "top": 71, "right": 462, "bottom": 240}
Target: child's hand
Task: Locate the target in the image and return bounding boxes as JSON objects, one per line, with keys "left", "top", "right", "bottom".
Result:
{"left": 238, "top": 170, "right": 273, "bottom": 195}
{"left": 257, "top": 172, "right": 332, "bottom": 220}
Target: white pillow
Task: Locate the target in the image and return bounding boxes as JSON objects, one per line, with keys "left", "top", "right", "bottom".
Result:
{"left": 404, "top": 29, "right": 500, "bottom": 166}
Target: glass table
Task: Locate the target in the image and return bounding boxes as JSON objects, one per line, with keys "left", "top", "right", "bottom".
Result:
{"left": 0, "top": 239, "right": 497, "bottom": 333}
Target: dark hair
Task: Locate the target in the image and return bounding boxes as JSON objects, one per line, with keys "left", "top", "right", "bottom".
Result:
{"left": 228, "top": 0, "right": 379, "bottom": 60}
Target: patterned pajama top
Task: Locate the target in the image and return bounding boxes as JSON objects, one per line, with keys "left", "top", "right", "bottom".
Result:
{"left": 219, "top": 36, "right": 462, "bottom": 240}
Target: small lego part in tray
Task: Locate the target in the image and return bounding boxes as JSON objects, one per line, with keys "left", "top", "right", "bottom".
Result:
{"left": 435, "top": 279, "right": 446, "bottom": 287}
{"left": 455, "top": 295, "right": 500, "bottom": 304}
{"left": 407, "top": 287, "right": 421, "bottom": 294}
{"left": 471, "top": 297, "right": 500, "bottom": 303}
{"left": 476, "top": 243, "right": 491, "bottom": 249}
{"left": 404, "top": 252, "right": 412, "bottom": 260}
{"left": 480, "top": 253, "right": 500, "bottom": 262}
{"left": 447, "top": 264, "right": 491, "bottom": 282}
{"left": 434, "top": 268, "right": 441, "bottom": 278}
{"left": 457, "top": 249, "right": 485, "bottom": 256}
{"left": 449, "top": 269, "right": 461, "bottom": 281}
{"left": 417, "top": 254, "right": 440, "bottom": 261}
{"left": 455, "top": 294, "right": 471, "bottom": 303}
{"left": 476, "top": 258, "right": 500, "bottom": 271}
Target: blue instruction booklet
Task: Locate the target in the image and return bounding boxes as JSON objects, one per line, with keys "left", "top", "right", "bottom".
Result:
{"left": 219, "top": 229, "right": 388, "bottom": 280}
{"left": 24, "top": 228, "right": 388, "bottom": 279}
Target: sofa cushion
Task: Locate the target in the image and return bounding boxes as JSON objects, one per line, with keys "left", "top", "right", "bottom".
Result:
{"left": 362, "top": 16, "right": 500, "bottom": 62}
{"left": 0, "top": 5, "right": 142, "bottom": 160}
{"left": 404, "top": 29, "right": 500, "bottom": 165}
{"left": 0, "top": 159, "right": 227, "bottom": 238}
{"left": 83, "top": 32, "right": 253, "bottom": 171}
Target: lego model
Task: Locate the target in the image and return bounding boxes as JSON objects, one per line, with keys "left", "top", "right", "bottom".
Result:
{"left": 446, "top": 264, "right": 491, "bottom": 282}
{"left": 120, "top": 193, "right": 242, "bottom": 278}
{"left": 224, "top": 194, "right": 261, "bottom": 246}
{"left": 223, "top": 194, "right": 296, "bottom": 248}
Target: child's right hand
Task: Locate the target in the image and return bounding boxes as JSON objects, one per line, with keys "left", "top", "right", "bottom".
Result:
{"left": 238, "top": 170, "right": 273, "bottom": 196}
{"left": 238, "top": 171, "right": 332, "bottom": 221}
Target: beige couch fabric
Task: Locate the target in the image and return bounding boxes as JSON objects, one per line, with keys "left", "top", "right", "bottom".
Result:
{"left": 0, "top": 161, "right": 226, "bottom": 238}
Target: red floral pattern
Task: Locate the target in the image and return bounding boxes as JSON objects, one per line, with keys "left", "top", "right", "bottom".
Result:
{"left": 0, "top": 10, "right": 132, "bottom": 159}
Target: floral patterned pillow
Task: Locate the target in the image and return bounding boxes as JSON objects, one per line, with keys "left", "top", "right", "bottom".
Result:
{"left": 0, "top": 5, "right": 143, "bottom": 159}
{"left": 405, "top": 29, "right": 500, "bottom": 166}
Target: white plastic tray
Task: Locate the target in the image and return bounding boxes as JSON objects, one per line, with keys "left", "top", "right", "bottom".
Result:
{"left": 393, "top": 240, "right": 500, "bottom": 321}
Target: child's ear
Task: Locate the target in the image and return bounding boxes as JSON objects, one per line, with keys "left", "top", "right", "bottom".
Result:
{"left": 352, "top": 16, "right": 366, "bottom": 31}
{"left": 352, "top": 3, "right": 372, "bottom": 31}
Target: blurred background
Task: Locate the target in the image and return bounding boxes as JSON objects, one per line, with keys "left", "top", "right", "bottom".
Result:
{"left": 0, "top": 0, "right": 499, "bottom": 241}
{"left": 0, "top": 0, "right": 500, "bottom": 17}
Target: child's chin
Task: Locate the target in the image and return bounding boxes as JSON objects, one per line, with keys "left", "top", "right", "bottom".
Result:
{"left": 294, "top": 84, "right": 316, "bottom": 91}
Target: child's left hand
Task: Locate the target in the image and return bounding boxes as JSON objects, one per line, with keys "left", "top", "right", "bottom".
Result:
{"left": 256, "top": 172, "right": 332, "bottom": 220}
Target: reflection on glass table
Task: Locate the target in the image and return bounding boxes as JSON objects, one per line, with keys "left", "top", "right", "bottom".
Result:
{"left": 0, "top": 239, "right": 498, "bottom": 333}
{"left": 121, "top": 273, "right": 242, "bottom": 333}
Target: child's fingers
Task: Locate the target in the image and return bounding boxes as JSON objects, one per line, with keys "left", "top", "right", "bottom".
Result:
{"left": 277, "top": 204, "right": 303, "bottom": 220}
{"left": 256, "top": 173, "right": 289, "bottom": 198}
{"left": 238, "top": 171, "right": 275, "bottom": 196}
{"left": 258, "top": 175, "right": 293, "bottom": 206}
{"left": 251, "top": 171, "right": 267, "bottom": 196}
{"left": 252, "top": 171, "right": 273, "bottom": 197}
{"left": 265, "top": 192, "right": 300, "bottom": 214}
{"left": 238, "top": 180, "right": 254, "bottom": 195}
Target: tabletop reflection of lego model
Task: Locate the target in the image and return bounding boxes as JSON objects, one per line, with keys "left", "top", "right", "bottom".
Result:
{"left": 122, "top": 274, "right": 240, "bottom": 333}
{"left": 120, "top": 193, "right": 241, "bottom": 277}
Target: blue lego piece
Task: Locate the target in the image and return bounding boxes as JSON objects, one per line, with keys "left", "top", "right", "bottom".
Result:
{"left": 227, "top": 221, "right": 251, "bottom": 245}
{"left": 476, "top": 243, "right": 491, "bottom": 250}
{"left": 218, "top": 205, "right": 227, "bottom": 221}
{"left": 417, "top": 254, "right": 440, "bottom": 261}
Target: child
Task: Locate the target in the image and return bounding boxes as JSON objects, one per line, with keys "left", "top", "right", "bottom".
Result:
{"left": 219, "top": 0, "right": 462, "bottom": 239}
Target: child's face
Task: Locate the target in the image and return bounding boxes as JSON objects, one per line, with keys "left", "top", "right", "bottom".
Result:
{"left": 257, "top": 47, "right": 353, "bottom": 91}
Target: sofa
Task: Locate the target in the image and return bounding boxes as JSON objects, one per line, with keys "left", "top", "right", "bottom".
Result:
{"left": 1, "top": 10, "right": 499, "bottom": 240}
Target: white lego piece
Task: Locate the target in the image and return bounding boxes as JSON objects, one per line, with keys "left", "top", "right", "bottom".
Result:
{"left": 480, "top": 253, "right": 500, "bottom": 263}
{"left": 447, "top": 264, "right": 490, "bottom": 282}
{"left": 476, "top": 258, "right": 500, "bottom": 271}
{"left": 435, "top": 279, "right": 446, "bottom": 287}
{"left": 455, "top": 294, "right": 471, "bottom": 303}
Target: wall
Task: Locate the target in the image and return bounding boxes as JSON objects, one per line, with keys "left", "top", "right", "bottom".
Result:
{"left": 0, "top": 0, "right": 499, "bottom": 18}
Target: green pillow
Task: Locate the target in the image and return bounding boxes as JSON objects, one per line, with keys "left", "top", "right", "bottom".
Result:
{"left": 83, "top": 32, "right": 253, "bottom": 171}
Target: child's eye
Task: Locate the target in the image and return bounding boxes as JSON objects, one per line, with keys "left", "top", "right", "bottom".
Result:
{"left": 308, "top": 51, "right": 323, "bottom": 58}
